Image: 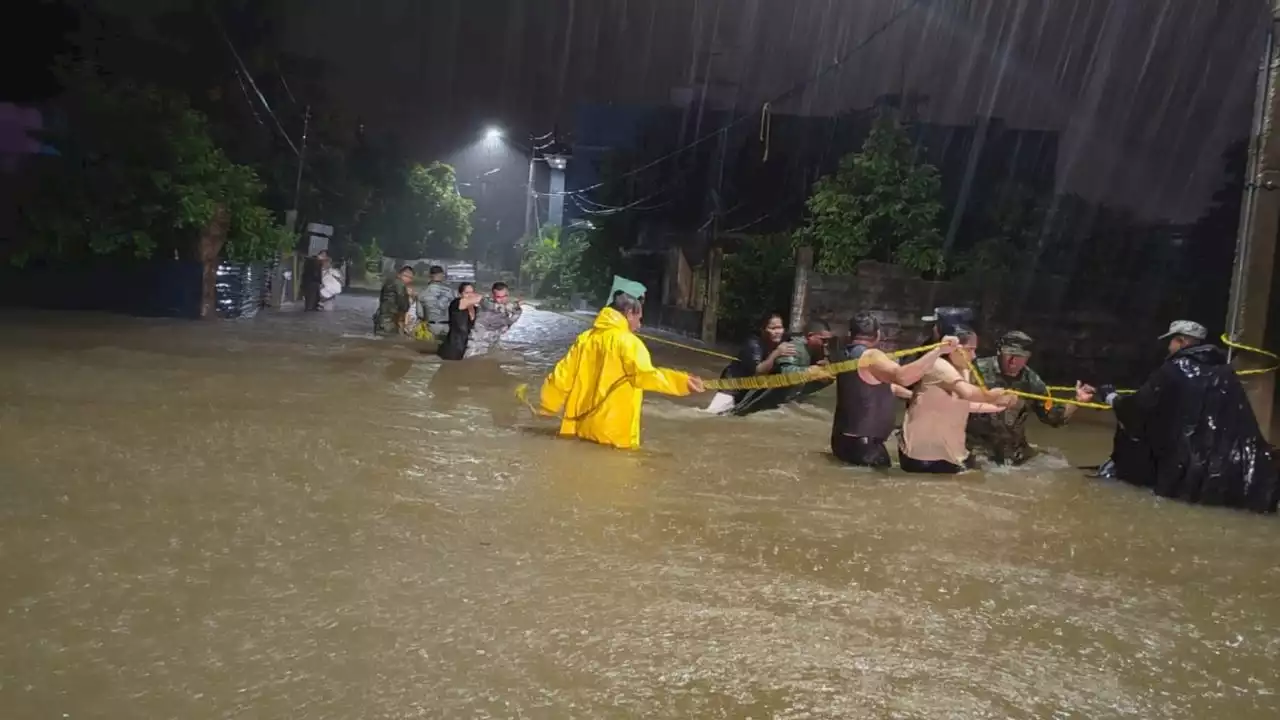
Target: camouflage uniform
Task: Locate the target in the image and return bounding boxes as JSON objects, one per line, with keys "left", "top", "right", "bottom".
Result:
{"left": 965, "top": 331, "right": 1070, "bottom": 465}
{"left": 463, "top": 297, "right": 523, "bottom": 358}
{"left": 419, "top": 281, "right": 456, "bottom": 337}
{"left": 372, "top": 276, "right": 411, "bottom": 336}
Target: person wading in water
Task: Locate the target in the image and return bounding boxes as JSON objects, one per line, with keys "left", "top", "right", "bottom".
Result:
{"left": 705, "top": 314, "right": 833, "bottom": 415}
{"left": 898, "top": 326, "right": 1016, "bottom": 474}
{"left": 965, "top": 330, "right": 1095, "bottom": 465}
{"left": 438, "top": 283, "right": 481, "bottom": 361}
{"left": 373, "top": 265, "right": 415, "bottom": 336}
{"left": 1095, "top": 320, "right": 1279, "bottom": 513}
{"left": 537, "top": 292, "right": 707, "bottom": 449}
{"left": 830, "top": 313, "right": 958, "bottom": 468}
{"left": 418, "top": 265, "right": 455, "bottom": 341}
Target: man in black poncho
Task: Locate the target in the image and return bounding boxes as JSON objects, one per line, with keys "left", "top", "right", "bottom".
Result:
{"left": 1095, "top": 320, "right": 1279, "bottom": 514}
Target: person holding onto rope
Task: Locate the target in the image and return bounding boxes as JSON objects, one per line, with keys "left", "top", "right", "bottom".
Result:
{"left": 965, "top": 330, "right": 1096, "bottom": 465}
{"left": 1094, "top": 320, "right": 1278, "bottom": 513}
{"left": 705, "top": 315, "right": 833, "bottom": 415}
{"left": 898, "top": 325, "right": 1017, "bottom": 474}
{"left": 537, "top": 291, "right": 707, "bottom": 450}
{"left": 830, "top": 313, "right": 959, "bottom": 468}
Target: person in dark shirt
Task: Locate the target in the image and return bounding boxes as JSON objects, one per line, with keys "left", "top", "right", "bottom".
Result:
{"left": 438, "top": 283, "right": 482, "bottom": 360}
{"left": 706, "top": 314, "right": 833, "bottom": 415}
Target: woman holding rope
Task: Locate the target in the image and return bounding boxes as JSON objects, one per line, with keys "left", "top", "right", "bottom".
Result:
{"left": 898, "top": 326, "right": 1017, "bottom": 474}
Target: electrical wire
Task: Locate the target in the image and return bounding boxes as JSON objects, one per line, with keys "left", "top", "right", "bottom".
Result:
{"left": 214, "top": 18, "right": 299, "bottom": 156}
{"left": 543, "top": 0, "right": 925, "bottom": 200}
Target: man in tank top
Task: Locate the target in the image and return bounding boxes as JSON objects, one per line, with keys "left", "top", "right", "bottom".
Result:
{"left": 830, "top": 313, "right": 957, "bottom": 468}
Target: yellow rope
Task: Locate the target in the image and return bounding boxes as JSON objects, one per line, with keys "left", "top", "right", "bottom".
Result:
{"left": 703, "top": 342, "right": 944, "bottom": 392}
{"left": 542, "top": 311, "right": 1279, "bottom": 411}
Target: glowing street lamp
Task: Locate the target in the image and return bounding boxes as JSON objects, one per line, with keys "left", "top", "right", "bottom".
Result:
{"left": 483, "top": 126, "right": 504, "bottom": 143}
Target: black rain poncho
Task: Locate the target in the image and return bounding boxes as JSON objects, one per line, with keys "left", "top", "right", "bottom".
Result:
{"left": 1108, "top": 343, "right": 1278, "bottom": 513}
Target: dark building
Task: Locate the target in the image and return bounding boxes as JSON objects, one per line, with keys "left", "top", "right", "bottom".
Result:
{"left": 568, "top": 97, "right": 1062, "bottom": 256}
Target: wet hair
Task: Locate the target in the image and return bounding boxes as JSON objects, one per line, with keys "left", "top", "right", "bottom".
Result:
{"left": 849, "top": 313, "right": 881, "bottom": 338}
{"left": 806, "top": 319, "right": 830, "bottom": 335}
{"left": 429, "top": 265, "right": 445, "bottom": 275}
{"left": 611, "top": 291, "right": 643, "bottom": 316}
{"left": 760, "top": 313, "right": 785, "bottom": 330}
{"left": 952, "top": 325, "right": 978, "bottom": 344}
{"left": 491, "top": 281, "right": 508, "bottom": 292}
{"left": 457, "top": 282, "right": 475, "bottom": 294}
{"left": 398, "top": 265, "right": 415, "bottom": 275}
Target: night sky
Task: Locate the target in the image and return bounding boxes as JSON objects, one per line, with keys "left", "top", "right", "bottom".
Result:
{"left": 282, "top": 0, "right": 1267, "bottom": 223}
{"left": 9, "top": 1, "right": 1269, "bottom": 224}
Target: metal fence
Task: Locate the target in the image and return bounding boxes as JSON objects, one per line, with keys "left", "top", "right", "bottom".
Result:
{"left": 214, "top": 260, "right": 275, "bottom": 319}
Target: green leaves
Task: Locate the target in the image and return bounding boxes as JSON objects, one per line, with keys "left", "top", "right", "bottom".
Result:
{"left": 793, "top": 118, "right": 946, "bottom": 276}
{"left": 15, "top": 65, "right": 290, "bottom": 267}
{"left": 367, "top": 161, "right": 475, "bottom": 258}
{"left": 520, "top": 225, "right": 588, "bottom": 299}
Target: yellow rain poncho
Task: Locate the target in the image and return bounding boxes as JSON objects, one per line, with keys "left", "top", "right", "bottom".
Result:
{"left": 538, "top": 306, "right": 691, "bottom": 449}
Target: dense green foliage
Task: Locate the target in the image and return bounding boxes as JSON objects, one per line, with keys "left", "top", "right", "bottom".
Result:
{"left": 15, "top": 66, "right": 290, "bottom": 266}
{"left": 794, "top": 118, "right": 946, "bottom": 275}
{"left": 719, "top": 234, "right": 797, "bottom": 340}
{"left": 367, "top": 162, "right": 475, "bottom": 259}
{"left": 520, "top": 225, "right": 589, "bottom": 299}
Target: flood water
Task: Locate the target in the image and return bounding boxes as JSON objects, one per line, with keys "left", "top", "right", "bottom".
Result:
{"left": 1, "top": 296, "right": 1277, "bottom": 719}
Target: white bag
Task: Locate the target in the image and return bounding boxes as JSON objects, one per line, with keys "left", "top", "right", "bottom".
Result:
{"left": 320, "top": 269, "right": 343, "bottom": 300}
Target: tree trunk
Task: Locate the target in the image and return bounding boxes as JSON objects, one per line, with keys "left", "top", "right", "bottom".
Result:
{"left": 198, "top": 204, "right": 230, "bottom": 320}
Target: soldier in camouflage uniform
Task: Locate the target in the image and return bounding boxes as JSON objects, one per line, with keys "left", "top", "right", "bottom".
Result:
{"left": 464, "top": 282, "right": 523, "bottom": 358}
{"left": 965, "top": 330, "right": 1093, "bottom": 465}
{"left": 373, "top": 265, "right": 415, "bottom": 336}
{"left": 418, "top": 265, "right": 456, "bottom": 339}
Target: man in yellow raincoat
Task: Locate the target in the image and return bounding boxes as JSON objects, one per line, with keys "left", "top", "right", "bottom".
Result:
{"left": 537, "top": 291, "right": 706, "bottom": 449}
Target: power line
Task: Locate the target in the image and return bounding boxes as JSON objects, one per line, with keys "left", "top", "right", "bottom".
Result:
{"left": 546, "top": 0, "right": 926, "bottom": 200}
{"left": 214, "top": 19, "right": 299, "bottom": 156}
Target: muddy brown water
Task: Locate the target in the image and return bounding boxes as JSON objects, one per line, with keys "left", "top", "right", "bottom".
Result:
{"left": 0, "top": 298, "right": 1277, "bottom": 719}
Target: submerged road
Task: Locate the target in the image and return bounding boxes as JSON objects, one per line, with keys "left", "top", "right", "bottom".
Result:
{"left": 0, "top": 296, "right": 1277, "bottom": 718}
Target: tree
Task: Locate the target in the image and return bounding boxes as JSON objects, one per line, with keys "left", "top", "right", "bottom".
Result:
{"left": 520, "top": 225, "right": 588, "bottom": 300}
{"left": 369, "top": 161, "right": 475, "bottom": 258}
{"left": 16, "top": 65, "right": 291, "bottom": 316}
{"left": 719, "top": 233, "right": 797, "bottom": 340}
{"left": 794, "top": 118, "right": 946, "bottom": 275}
{"left": 954, "top": 183, "right": 1048, "bottom": 280}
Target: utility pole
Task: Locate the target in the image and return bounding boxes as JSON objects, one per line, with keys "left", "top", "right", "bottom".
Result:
{"left": 292, "top": 105, "right": 310, "bottom": 214}
{"left": 272, "top": 105, "right": 310, "bottom": 308}
{"left": 1226, "top": 5, "right": 1280, "bottom": 441}
{"left": 523, "top": 133, "right": 536, "bottom": 241}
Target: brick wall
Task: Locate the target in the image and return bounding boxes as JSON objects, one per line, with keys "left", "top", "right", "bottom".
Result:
{"left": 807, "top": 261, "right": 1167, "bottom": 387}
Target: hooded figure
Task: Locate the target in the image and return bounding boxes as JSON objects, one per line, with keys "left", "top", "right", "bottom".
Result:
{"left": 1097, "top": 320, "right": 1278, "bottom": 513}
{"left": 537, "top": 292, "right": 704, "bottom": 449}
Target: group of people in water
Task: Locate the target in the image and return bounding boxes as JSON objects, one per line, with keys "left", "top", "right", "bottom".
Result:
{"left": 707, "top": 306, "right": 1088, "bottom": 474}
{"left": 373, "top": 264, "right": 523, "bottom": 360}
{"left": 535, "top": 292, "right": 1279, "bottom": 514}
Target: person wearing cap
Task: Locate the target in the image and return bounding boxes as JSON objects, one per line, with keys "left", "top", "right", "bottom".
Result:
{"left": 965, "top": 330, "right": 1096, "bottom": 465}
{"left": 373, "top": 265, "right": 416, "bottom": 336}
{"left": 418, "top": 265, "right": 455, "bottom": 341}
{"left": 1094, "top": 320, "right": 1278, "bottom": 513}
{"left": 536, "top": 291, "right": 707, "bottom": 449}
{"left": 920, "top": 306, "right": 976, "bottom": 342}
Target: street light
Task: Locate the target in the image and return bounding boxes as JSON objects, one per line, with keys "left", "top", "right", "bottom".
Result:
{"left": 484, "top": 126, "right": 503, "bottom": 143}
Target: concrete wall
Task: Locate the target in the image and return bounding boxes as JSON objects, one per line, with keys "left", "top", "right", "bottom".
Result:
{"left": 807, "top": 261, "right": 1163, "bottom": 387}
